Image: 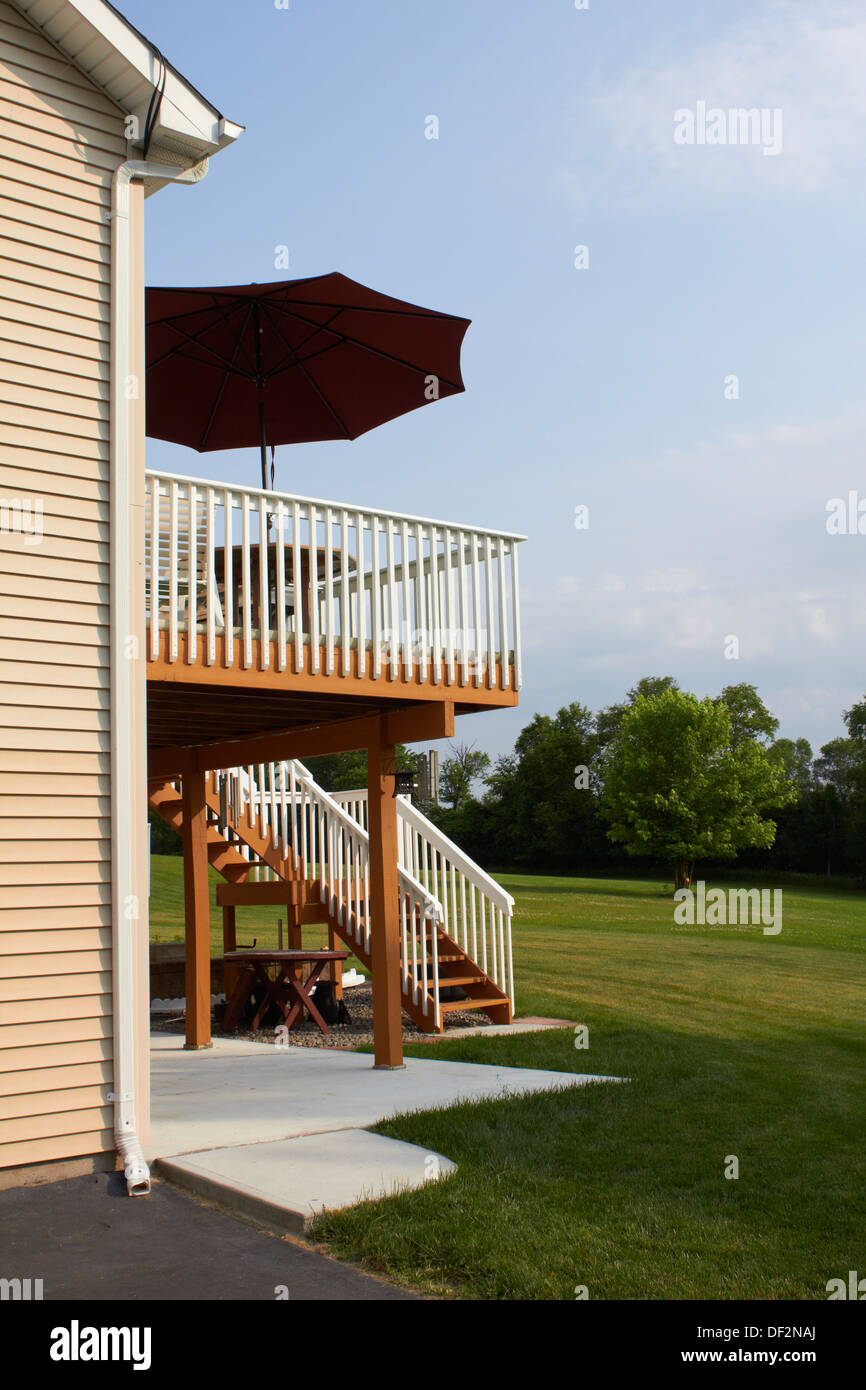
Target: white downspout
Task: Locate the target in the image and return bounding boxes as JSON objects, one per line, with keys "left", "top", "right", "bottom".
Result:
{"left": 109, "top": 157, "right": 206, "bottom": 1196}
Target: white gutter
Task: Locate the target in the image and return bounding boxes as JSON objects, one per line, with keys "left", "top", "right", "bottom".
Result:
{"left": 109, "top": 158, "right": 205, "bottom": 1196}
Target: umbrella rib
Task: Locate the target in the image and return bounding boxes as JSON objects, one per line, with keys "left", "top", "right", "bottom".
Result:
{"left": 263, "top": 302, "right": 465, "bottom": 390}
{"left": 198, "top": 302, "right": 257, "bottom": 451}
{"left": 149, "top": 290, "right": 467, "bottom": 386}
{"left": 260, "top": 302, "right": 345, "bottom": 374}
{"left": 147, "top": 299, "right": 259, "bottom": 377}
{"left": 261, "top": 302, "right": 353, "bottom": 438}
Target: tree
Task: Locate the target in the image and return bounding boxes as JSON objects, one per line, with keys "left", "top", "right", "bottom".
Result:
{"left": 813, "top": 695, "right": 866, "bottom": 871}
{"left": 481, "top": 703, "right": 606, "bottom": 869}
{"left": 305, "top": 745, "right": 415, "bottom": 793}
{"left": 767, "top": 737, "right": 813, "bottom": 793}
{"left": 716, "top": 683, "right": 778, "bottom": 748}
{"left": 439, "top": 742, "right": 491, "bottom": 810}
{"left": 598, "top": 689, "right": 796, "bottom": 889}
{"left": 595, "top": 676, "right": 679, "bottom": 747}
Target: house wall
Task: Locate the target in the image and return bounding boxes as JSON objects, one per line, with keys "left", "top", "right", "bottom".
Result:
{"left": 0, "top": 0, "right": 141, "bottom": 1174}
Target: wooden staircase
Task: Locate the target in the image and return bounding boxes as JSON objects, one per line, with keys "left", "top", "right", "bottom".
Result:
{"left": 148, "top": 765, "right": 513, "bottom": 1034}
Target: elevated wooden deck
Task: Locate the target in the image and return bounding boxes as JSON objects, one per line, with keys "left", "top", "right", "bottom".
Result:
{"left": 145, "top": 470, "right": 524, "bottom": 753}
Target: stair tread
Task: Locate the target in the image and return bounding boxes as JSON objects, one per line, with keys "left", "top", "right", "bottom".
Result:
{"left": 438, "top": 997, "right": 507, "bottom": 1013}
{"left": 414, "top": 974, "right": 485, "bottom": 986}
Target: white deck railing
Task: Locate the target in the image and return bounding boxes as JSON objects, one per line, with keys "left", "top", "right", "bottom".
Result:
{"left": 209, "top": 760, "right": 445, "bottom": 1027}
{"left": 145, "top": 470, "right": 524, "bottom": 690}
{"left": 332, "top": 788, "right": 515, "bottom": 1006}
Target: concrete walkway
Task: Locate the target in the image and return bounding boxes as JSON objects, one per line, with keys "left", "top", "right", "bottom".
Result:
{"left": 150, "top": 1034, "right": 615, "bottom": 1232}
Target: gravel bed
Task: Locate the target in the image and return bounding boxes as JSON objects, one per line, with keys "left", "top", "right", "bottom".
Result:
{"left": 150, "top": 983, "right": 492, "bottom": 1048}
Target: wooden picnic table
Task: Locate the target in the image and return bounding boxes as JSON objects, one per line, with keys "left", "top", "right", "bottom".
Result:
{"left": 222, "top": 950, "right": 349, "bottom": 1036}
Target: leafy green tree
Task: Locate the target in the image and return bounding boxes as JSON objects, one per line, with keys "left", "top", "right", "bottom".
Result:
{"left": 716, "top": 683, "right": 779, "bottom": 748}
{"left": 814, "top": 695, "right": 866, "bottom": 870}
{"left": 481, "top": 702, "right": 606, "bottom": 869}
{"left": 148, "top": 807, "right": 181, "bottom": 855}
{"left": 598, "top": 689, "right": 795, "bottom": 889}
{"left": 305, "top": 745, "right": 414, "bottom": 793}
{"left": 439, "top": 742, "right": 491, "bottom": 810}
{"left": 595, "top": 676, "right": 679, "bottom": 747}
{"left": 768, "top": 737, "right": 813, "bottom": 793}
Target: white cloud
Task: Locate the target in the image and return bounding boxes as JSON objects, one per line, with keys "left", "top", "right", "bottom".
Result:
{"left": 640, "top": 568, "right": 705, "bottom": 595}
{"left": 565, "top": 1, "right": 866, "bottom": 202}
{"left": 520, "top": 406, "right": 866, "bottom": 749}
{"left": 594, "top": 571, "right": 627, "bottom": 593}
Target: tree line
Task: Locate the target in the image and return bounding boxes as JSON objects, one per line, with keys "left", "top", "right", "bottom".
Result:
{"left": 429, "top": 679, "right": 866, "bottom": 884}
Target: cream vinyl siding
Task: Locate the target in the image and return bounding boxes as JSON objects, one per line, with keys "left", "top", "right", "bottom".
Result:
{"left": 0, "top": 0, "right": 126, "bottom": 1170}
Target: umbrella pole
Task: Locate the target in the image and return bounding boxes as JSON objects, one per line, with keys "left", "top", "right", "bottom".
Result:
{"left": 253, "top": 300, "right": 269, "bottom": 492}
{"left": 258, "top": 403, "right": 268, "bottom": 492}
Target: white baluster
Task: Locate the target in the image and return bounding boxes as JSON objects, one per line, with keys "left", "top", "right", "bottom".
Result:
{"left": 292, "top": 501, "right": 302, "bottom": 673}
{"left": 400, "top": 519, "right": 412, "bottom": 681}
{"left": 241, "top": 493, "right": 252, "bottom": 669}
{"left": 187, "top": 483, "right": 197, "bottom": 664}
{"left": 258, "top": 494, "right": 269, "bottom": 671}
{"left": 206, "top": 487, "right": 216, "bottom": 666}
{"left": 371, "top": 514, "right": 382, "bottom": 680}
{"left": 414, "top": 520, "right": 427, "bottom": 684}
{"left": 309, "top": 503, "right": 321, "bottom": 675}
{"left": 168, "top": 479, "right": 179, "bottom": 664}
{"left": 223, "top": 489, "right": 234, "bottom": 668}
{"left": 149, "top": 476, "right": 159, "bottom": 660}
{"left": 276, "top": 499, "right": 286, "bottom": 671}
{"left": 325, "top": 508, "right": 335, "bottom": 675}
{"left": 340, "top": 507, "right": 351, "bottom": 676}
{"left": 484, "top": 534, "right": 495, "bottom": 690}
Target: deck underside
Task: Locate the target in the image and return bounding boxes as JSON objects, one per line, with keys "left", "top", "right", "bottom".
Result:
{"left": 147, "top": 643, "right": 518, "bottom": 750}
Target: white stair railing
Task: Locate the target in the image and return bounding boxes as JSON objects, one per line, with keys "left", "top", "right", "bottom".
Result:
{"left": 208, "top": 761, "right": 444, "bottom": 1027}
{"left": 331, "top": 788, "right": 515, "bottom": 1008}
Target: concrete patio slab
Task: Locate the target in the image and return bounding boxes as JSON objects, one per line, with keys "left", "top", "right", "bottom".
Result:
{"left": 148, "top": 1033, "right": 613, "bottom": 1160}
{"left": 412, "top": 1016, "right": 577, "bottom": 1041}
{"left": 156, "top": 1130, "right": 456, "bottom": 1235}
{"left": 148, "top": 1035, "right": 620, "bottom": 1236}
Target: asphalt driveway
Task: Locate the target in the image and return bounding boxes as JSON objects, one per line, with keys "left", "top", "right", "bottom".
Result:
{"left": 0, "top": 1171, "right": 418, "bottom": 1301}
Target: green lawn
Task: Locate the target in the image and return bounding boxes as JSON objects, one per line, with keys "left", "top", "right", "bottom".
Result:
{"left": 149, "top": 861, "right": 866, "bottom": 1300}
{"left": 316, "top": 872, "right": 866, "bottom": 1299}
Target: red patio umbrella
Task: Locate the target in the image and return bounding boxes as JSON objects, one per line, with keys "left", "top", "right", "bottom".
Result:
{"left": 145, "top": 272, "right": 470, "bottom": 490}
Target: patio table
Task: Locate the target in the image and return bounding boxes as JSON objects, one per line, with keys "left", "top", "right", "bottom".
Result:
{"left": 222, "top": 950, "right": 349, "bottom": 1036}
{"left": 212, "top": 544, "right": 356, "bottom": 634}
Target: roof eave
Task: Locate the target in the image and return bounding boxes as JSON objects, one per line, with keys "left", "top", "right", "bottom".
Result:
{"left": 7, "top": 0, "right": 244, "bottom": 164}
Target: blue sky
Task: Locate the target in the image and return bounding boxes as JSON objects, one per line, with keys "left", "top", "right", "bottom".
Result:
{"left": 132, "top": 0, "right": 866, "bottom": 763}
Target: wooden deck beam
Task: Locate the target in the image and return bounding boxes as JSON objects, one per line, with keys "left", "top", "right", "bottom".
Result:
{"left": 149, "top": 700, "right": 455, "bottom": 779}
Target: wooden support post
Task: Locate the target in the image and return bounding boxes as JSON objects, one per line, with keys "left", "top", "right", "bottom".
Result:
{"left": 328, "top": 926, "right": 343, "bottom": 999}
{"left": 182, "top": 770, "right": 212, "bottom": 1048}
{"left": 222, "top": 904, "right": 238, "bottom": 1002}
{"left": 367, "top": 724, "right": 403, "bottom": 1067}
